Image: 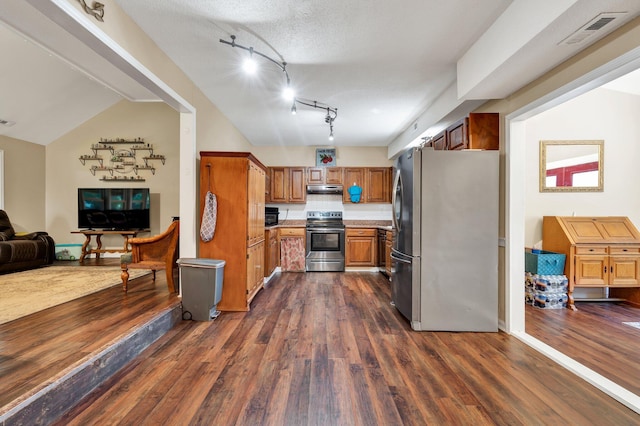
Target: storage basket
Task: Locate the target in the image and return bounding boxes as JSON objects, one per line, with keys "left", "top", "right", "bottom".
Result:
{"left": 524, "top": 249, "right": 566, "bottom": 275}
{"left": 55, "top": 243, "right": 83, "bottom": 260}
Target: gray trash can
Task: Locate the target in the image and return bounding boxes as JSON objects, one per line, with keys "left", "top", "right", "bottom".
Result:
{"left": 177, "top": 258, "right": 225, "bottom": 321}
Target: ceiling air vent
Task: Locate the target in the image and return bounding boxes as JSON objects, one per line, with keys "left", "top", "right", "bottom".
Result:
{"left": 559, "top": 12, "right": 628, "bottom": 45}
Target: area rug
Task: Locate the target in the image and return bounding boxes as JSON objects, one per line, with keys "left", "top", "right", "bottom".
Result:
{"left": 0, "top": 265, "right": 149, "bottom": 325}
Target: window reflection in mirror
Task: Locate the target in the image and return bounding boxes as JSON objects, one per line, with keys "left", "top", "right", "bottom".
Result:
{"left": 539, "top": 140, "right": 604, "bottom": 192}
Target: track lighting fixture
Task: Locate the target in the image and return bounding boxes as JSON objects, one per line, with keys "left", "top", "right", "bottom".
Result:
{"left": 220, "top": 35, "right": 338, "bottom": 140}
{"left": 242, "top": 48, "right": 258, "bottom": 74}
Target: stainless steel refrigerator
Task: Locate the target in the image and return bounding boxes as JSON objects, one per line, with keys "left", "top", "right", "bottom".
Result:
{"left": 391, "top": 147, "right": 499, "bottom": 331}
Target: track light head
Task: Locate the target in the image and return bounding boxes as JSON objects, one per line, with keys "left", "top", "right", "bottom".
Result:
{"left": 243, "top": 57, "right": 257, "bottom": 74}
{"left": 282, "top": 86, "right": 295, "bottom": 101}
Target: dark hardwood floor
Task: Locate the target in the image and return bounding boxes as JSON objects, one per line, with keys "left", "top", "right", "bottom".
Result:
{"left": 53, "top": 271, "right": 639, "bottom": 425}
{"left": 0, "top": 258, "right": 180, "bottom": 419}
{"left": 526, "top": 300, "right": 640, "bottom": 395}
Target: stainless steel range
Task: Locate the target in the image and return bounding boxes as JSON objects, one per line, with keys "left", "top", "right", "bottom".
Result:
{"left": 305, "top": 211, "right": 345, "bottom": 272}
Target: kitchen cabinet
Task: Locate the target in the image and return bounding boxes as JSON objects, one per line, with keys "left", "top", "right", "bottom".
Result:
{"left": 426, "top": 112, "right": 499, "bottom": 151}
{"left": 265, "top": 170, "right": 271, "bottom": 202}
{"left": 385, "top": 229, "right": 393, "bottom": 278}
{"left": 366, "top": 167, "right": 391, "bottom": 203}
{"left": 432, "top": 132, "right": 447, "bottom": 150}
{"left": 279, "top": 227, "right": 306, "bottom": 272}
{"left": 377, "top": 228, "right": 386, "bottom": 274}
{"left": 307, "top": 167, "right": 343, "bottom": 185}
{"left": 346, "top": 228, "right": 377, "bottom": 266}
{"left": 199, "top": 151, "right": 266, "bottom": 311}
{"left": 247, "top": 242, "right": 265, "bottom": 300}
{"left": 343, "top": 168, "right": 366, "bottom": 203}
{"left": 542, "top": 216, "right": 640, "bottom": 310}
{"left": 264, "top": 228, "right": 279, "bottom": 277}
{"left": 269, "top": 167, "right": 306, "bottom": 203}
{"left": 343, "top": 167, "right": 392, "bottom": 204}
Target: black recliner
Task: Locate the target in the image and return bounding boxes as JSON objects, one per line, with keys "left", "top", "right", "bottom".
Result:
{"left": 0, "top": 210, "right": 55, "bottom": 273}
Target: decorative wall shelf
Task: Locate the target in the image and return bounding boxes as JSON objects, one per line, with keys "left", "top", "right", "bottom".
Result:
{"left": 79, "top": 137, "right": 165, "bottom": 180}
{"left": 100, "top": 176, "right": 146, "bottom": 182}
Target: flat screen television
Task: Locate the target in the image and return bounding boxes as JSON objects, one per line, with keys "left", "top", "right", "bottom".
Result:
{"left": 78, "top": 188, "right": 150, "bottom": 230}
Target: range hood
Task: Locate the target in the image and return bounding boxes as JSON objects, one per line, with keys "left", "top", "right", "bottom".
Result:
{"left": 306, "top": 184, "right": 343, "bottom": 195}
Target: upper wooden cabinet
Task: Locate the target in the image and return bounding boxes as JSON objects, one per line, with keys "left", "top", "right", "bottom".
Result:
{"left": 289, "top": 167, "right": 306, "bottom": 202}
{"left": 268, "top": 165, "right": 391, "bottom": 204}
{"left": 432, "top": 132, "right": 447, "bottom": 150}
{"left": 366, "top": 167, "right": 391, "bottom": 203}
{"left": 343, "top": 168, "right": 366, "bottom": 203}
{"left": 269, "top": 167, "right": 306, "bottom": 203}
{"left": 343, "top": 167, "right": 391, "bottom": 204}
{"left": 308, "top": 167, "right": 343, "bottom": 185}
{"left": 427, "top": 112, "right": 499, "bottom": 151}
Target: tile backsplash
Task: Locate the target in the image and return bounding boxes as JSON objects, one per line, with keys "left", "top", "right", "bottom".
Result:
{"left": 268, "top": 194, "right": 392, "bottom": 221}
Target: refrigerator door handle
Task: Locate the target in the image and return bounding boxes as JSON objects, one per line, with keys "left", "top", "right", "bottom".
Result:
{"left": 391, "top": 169, "right": 401, "bottom": 232}
{"left": 390, "top": 249, "right": 412, "bottom": 264}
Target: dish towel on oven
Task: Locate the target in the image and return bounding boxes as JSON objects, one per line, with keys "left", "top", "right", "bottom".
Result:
{"left": 200, "top": 191, "right": 217, "bottom": 242}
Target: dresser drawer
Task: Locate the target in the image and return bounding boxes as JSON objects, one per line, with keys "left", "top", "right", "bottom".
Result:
{"left": 609, "top": 246, "right": 640, "bottom": 255}
{"left": 575, "top": 245, "right": 608, "bottom": 255}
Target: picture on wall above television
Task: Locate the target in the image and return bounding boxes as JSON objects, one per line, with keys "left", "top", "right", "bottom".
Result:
{"left": 78, "top": 188, "right": 150, "bottom": 230}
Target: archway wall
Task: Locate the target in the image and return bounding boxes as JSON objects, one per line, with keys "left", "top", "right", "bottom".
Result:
{"left": 476, "top": 15, "right": 640, "bottom": 326}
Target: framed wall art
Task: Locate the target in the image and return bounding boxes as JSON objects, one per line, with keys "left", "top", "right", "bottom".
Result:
{"left": 316, "top": 148, "right": 336, "bottom": 166}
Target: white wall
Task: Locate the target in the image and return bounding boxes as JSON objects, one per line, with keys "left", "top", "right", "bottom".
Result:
{"left": 46, "top": 100, "right": 180, "bottom": 248}
{"left": 0, "top": 136, "right": 46, "bottom": 231}
{"left": 524, "top": 88, "right": 640, "bottom": 247}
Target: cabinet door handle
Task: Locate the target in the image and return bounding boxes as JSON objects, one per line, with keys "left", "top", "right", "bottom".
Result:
{"left": 604, "top": 266, "right": 607, "bottom": 273}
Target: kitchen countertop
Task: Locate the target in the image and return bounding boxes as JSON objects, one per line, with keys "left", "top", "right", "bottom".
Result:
{"left": 266, "top": 220, "right": 393, "bottom": 230}
{"left": 344, "top": 220, "right": 392, "bottom": 230}
{"left": 265, "top": 220, "right": 306, "bottom": 230}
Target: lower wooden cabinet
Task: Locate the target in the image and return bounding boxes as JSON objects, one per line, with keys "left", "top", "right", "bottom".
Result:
{"left": 346, "top": 228, "right": 377, "bottom": 266}
{"left": 264, "top": 228, "right": 279, "bottom": 277}
{"left": 247, "top": 242, "right": 264, "bottom": 301}
{"left": 385, "top": 230, "right": 393, "bottom": 277}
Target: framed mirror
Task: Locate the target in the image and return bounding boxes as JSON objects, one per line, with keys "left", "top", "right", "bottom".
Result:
{"left": 539, "top": 140, "right": 604, "bottom": 192}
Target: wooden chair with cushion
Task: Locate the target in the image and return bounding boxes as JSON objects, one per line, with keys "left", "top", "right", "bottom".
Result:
{"left": 120, "top": 220, "right": 180, "bottom": 293}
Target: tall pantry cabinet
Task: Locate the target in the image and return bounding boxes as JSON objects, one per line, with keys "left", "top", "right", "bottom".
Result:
{"left": 199, "top": 152, "right": 266, "bottom": 311}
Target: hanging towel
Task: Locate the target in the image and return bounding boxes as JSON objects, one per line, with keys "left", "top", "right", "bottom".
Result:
{"left": 200, "top": 191, "right": 217, "bottom": 242}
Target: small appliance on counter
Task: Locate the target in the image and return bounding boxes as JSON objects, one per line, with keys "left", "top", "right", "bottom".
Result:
{"left": 265, "top": 207, "right": 279, "bottom": 226}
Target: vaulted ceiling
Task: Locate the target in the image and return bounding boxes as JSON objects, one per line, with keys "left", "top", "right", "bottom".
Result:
{"left": 1, "top": 0, "right": 640, "bottom": 147}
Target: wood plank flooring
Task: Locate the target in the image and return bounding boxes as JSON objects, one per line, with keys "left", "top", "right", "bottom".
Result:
{"left": 0, "top": 259, "right": 180, "bottom": 417}
{"left": 526, "top": 300, "right": 640, "bottom": 395}
{"left": 56, "top": 272, "right": 639, "bottom": 425}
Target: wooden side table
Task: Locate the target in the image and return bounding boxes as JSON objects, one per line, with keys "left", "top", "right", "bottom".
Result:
{"left": 71, "top": 230, "right": 149, "bottom": 262}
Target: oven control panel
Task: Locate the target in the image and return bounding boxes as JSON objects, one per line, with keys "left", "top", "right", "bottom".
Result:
{"left": 307, "top": 211, "right": 343, "bottom": 220}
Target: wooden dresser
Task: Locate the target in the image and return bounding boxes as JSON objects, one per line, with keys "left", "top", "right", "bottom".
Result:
{"left": 542, "top": 216, "right": 640, "bottom": 310}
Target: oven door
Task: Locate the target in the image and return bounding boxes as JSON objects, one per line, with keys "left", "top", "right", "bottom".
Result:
{"left": 306, "top": 228, "right": 344, "bottom": 253}
{"left": 305, "top": 228, "right": 345, "bottom": 272}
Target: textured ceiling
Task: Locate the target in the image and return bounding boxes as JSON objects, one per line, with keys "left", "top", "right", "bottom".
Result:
{"left": 2, "top": 0, "right": 640, "bottom": 147}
